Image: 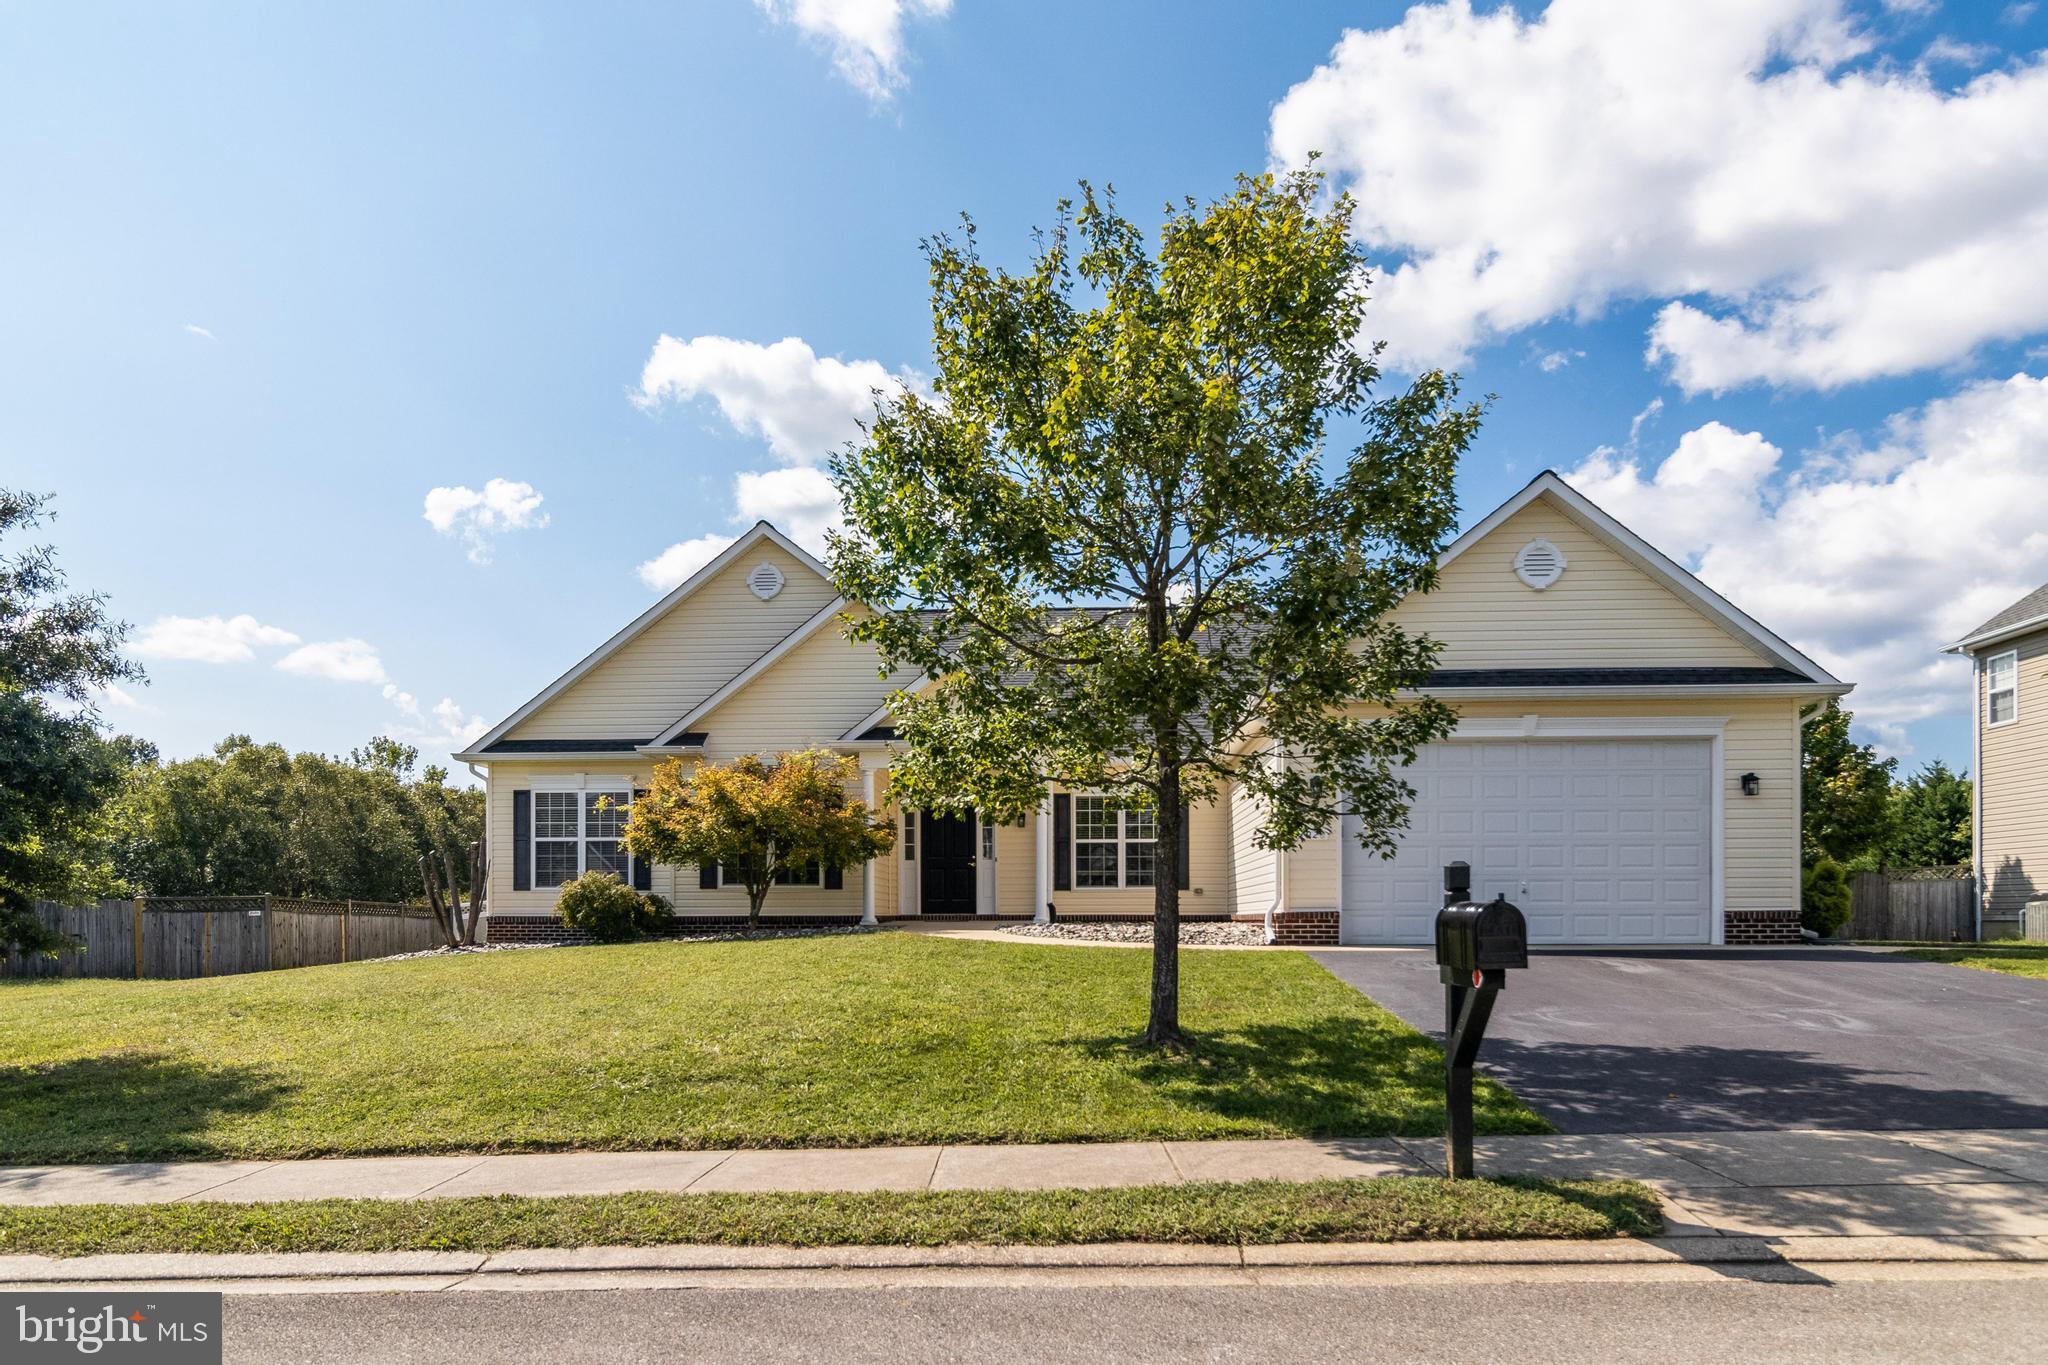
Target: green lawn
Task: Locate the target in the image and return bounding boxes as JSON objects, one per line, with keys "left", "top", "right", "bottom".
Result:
{"left": 0, "top": 933, "right": 1546, "bottom": 1163}
{"left": 1903, "top": 943, "right": 2048, "bottom": 980}
{"left": 0, "top": 1178, "right": 1656, "bottom": 1256}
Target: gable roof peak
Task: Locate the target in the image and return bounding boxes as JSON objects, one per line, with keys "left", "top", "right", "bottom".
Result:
{"left": 1442, "top": 470, "right": 1842, "bottom": 687}
{"left": 455, "top": 520, "right": 833, "bottom": 759}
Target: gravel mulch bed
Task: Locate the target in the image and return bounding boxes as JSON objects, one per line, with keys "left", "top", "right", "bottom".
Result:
{"left": 369, "top": 942, "right": 562, "bottom": 963}
{"left": 661, "top": 924, "right": 881, "bottom": 945}
{"left": 999, "top": 921, "right": 1268, "bottom": 946}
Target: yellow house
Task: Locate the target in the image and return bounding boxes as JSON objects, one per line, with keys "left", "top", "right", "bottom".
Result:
{"left": 454, "top": 472, "right": 1849, "bottom": 946}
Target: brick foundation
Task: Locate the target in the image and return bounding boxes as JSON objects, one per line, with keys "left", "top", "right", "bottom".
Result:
{"left": 1723, "top": 909, "right": 1803, "bottom": 945}
{"left": 1230, "top": 909, "right": 1340, "bottom": 946}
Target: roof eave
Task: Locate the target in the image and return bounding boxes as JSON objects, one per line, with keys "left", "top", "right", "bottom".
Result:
{"left": 1407, "top": 682, "right": 1855, "bottom": 701}
{"left": 1946, "top": 610, "right": 2048, "bottom": 654}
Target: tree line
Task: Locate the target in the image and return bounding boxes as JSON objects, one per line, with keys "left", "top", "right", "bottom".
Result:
{"left": 1801, "top": 699, "right": 1972, "bottom": 872}
{"left": 2, "top": 488, "right": 481, "bottom": 955}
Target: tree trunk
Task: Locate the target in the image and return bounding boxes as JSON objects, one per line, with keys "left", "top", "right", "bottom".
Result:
{"left": 748, "top": 883, "right": 769, "bottom": 926}
{"left": 1144, "top": 761, "right": 1185, "bottom": 1047}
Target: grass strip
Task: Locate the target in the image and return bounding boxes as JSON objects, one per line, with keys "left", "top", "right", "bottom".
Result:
{"left": 0, "top": 1178, "right": 1659, "bottom": 1257}
{"left": 1903, "top": 944, "right": 2048, "bottom": 980}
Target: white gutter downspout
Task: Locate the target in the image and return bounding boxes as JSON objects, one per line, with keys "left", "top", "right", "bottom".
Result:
{"left": 1266, "top": 845, "right": 1286, "bottom": 946}
{"left": 1972, "top": 653, "right": 1985, "bottom": 942}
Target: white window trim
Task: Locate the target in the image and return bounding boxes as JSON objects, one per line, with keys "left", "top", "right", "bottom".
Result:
{"left": 1987, "top": 649, "right": 2020, "bottom": 729}
{"left": 1071, "top": 793, "right": 1159, "bottom": 890}
{"left": 530, "top": 783, "right": 634, "bottom": 890}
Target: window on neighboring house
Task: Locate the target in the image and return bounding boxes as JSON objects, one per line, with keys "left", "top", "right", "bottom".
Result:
{"left": 533, "top": 788, "right": 632, "bottom": 889}
{"left": 1073, "top": 795, "right": 1158, "bottom": 889}
{"left": 1988, "top": 650, "right": 2019, "bottom": 726}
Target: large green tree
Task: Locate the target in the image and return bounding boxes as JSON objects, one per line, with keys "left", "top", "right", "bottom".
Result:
{"left": 1800, "top": 700, "right": 1895, "bottom": 866}
{"left": 0, "top": 489, "right": 145, "bottom": 954}
{"left": 110, "top": 734, "right": 484, "bottom": 901}
{"left": 1880, "top": 760, "right": 1972, "bottom": 870}
{"left": 830, "top": 170, "right": 1481, "bottom": 1046}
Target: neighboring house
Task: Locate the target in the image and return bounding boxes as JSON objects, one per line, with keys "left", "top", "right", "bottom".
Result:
{"left": 454, "top": 472, "right": 1849, "bottom": 946}
{"left": 1947, "top": 584, "right": 2048, "bottom": 939}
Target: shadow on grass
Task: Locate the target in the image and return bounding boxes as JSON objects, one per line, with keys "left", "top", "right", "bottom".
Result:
{"left": 0, "top": 1051, "right": 289, "bottom": 1165}
{"left": 1068, "top": 1015, "right": 1548, "bottom": 1138}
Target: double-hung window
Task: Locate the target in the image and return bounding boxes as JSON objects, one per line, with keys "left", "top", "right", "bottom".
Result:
{"left": 1988, "top": 650, "right": 2020, "bottom": 727}
{"left": 720, "top": 858, "right": 822, "bottom": 887}
{"left": 533, "top": 789, "right": 632, "bottom": 889}
{"left": 1073, "top": 795, "right": 1157, "bottom": 889}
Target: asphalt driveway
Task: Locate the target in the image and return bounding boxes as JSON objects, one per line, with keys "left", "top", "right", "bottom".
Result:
{"left": 1312, "top": 946, "right": 2048, "bottom": 1134}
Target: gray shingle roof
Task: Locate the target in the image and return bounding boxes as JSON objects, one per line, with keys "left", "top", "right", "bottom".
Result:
{"left": 1425, "top": 667, "right": 1812, "bottom": 688}
{"left": 1962, "top": 582, "right": 2048, "bottom": 645}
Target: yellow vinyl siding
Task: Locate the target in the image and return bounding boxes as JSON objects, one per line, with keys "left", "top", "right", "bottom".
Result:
{"left": 1229, "top": 780, "right": 1279, "bottom": 922}
{"left": 509, "top": 542, "right": 837, "bottom": 740}
{"left": 1979, "top": 628, "right": 2048, "bottom": 926}
{"left": 689, "top": 606, "right": 899, "bottom": 760}
{"left": 1390, "top": 500, "right": 1772, "bottom": 668}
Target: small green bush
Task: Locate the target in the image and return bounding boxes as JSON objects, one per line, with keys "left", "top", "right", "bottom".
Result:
{"left": 557, "top": 871, "right": 669, "bottom": 943}
{"left": 1801, "top": 859, "right": 1852, "bottom": 937}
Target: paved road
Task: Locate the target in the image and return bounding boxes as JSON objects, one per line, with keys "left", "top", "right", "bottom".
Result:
{"left": 222, "top": 1274, "right": 2048, "bottom": 1363}
{"left": 1313, "top": 947, "right": 2048, "bottom": 1133}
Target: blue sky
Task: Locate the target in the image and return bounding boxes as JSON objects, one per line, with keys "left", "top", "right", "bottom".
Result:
{"left": 7, "top": 0, "right": 2046, "bottom": 780}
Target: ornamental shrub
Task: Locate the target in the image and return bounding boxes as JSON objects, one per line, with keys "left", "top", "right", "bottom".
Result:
{"left": 1801, "top": 859, "right": 1852, "bottom": 938}
{"left": 557, "top": 870, "right": 669, "bottom": 942}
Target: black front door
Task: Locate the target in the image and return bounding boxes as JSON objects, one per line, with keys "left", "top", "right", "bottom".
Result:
{"left": 920, "top": 810, "right": 977, "bottom": 915}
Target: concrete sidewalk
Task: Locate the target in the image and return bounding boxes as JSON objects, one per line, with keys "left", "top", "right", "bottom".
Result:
{"left": 7, "top": 1128, "right": 2048, "bottom": 1241}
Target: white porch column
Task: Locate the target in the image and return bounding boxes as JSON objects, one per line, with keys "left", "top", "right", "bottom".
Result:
{"left": 860, "top": 763, "right": 880, "bottom": 927}
{"left": 1034, "top": 793, "right": 1053, "bottom": 924}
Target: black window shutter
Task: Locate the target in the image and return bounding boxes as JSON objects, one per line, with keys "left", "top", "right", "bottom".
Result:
{"left": 824, "top": 863, "right": 844, "bottom": 890}
{"left": 1053, "top": 793, "right": 1071, "bottom": 891}
{"left": 1178, "top": 801, "right": 1192, "bottom": 885}
{"left": 631, "top": 790, "right": 651, "bottom": 890}
{"left": 511, "top": 790, "right": 531, "bottom": 891}
{"left": 698, "top": 862, "right": 718, "bottom": 890}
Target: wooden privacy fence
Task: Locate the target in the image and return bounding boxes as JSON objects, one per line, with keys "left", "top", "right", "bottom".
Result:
{"left": 1848, "top": 870, "right": 1976, "bottom": 942}
{"left": 1, "top": 896, "right": 443, "bottom": 981}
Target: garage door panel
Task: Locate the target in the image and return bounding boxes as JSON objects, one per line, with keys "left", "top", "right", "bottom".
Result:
{"left": 1341, "top": 738, "right": 1712, "bottom": 945}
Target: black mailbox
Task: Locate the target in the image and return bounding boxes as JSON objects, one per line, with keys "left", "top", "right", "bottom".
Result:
{"left": 1443, "top": 860, "right": 1471, "bottom": 907}
{"left": 1435, "top": 894, "right": 1529, "bottom": 982}
{"left": 1432, "top": 872, "right": 1531, "bottom": 1180}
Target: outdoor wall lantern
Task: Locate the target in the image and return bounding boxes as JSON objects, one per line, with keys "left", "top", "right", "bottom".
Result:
{"left": 1740, "top": 772, "right": 1761, "bottom": 796}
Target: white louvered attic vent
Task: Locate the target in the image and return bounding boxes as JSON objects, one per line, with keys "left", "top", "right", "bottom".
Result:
{"left": 747, "top": 561, "right": 786, "bottom": 601}
{"left": 1513, "top": 538, "right": 1567, "bottom": 590}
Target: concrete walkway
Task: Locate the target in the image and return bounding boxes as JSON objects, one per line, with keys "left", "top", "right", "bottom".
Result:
{"left": 8, "top": 1128, "right": 2048, "bottom": 1240}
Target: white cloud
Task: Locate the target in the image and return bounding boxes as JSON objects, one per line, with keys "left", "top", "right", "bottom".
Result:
{"left": 1269, "top": 0, "right": 2048, "bottom": 391}
{"left": 734, "top": 466, "right": 841, "bottom": 550}
{"left": 1562, "top": 371, "right": 2048, "bottom": 742}
{"left": 637, "top": 533, "right": 738, "bottom": 592}
{"left": 753, "top": 0, "right": 951, "bottom": 101}
{"left": 1535, "top": 348, "right": 1584, "bottom": 373}
{"left": 91, "top": 681, "right": 155, "bottom": 714}
{"left": 131, "top": 614, "right": 299, "bottom": 663}
{"left": 431, "top": 697, "right": 490, "bottom": 747}
{"left": 635, "top": 335, "right": 914, "bottom": 465}
{"left": 182, "top": 323, "right": 216, "bottom": 341}
{"left": 422, "top": 478, "right": 549, "bottom": 565}
{"left": 635, "top": 468, "right": 844, "bottom": 593}
{"left": 276, "top": 638, "right": 388, "bottom": 686}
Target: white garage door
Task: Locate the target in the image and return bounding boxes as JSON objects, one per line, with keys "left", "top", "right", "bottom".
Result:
{"left": 1340, "top": 739, "right": 1712, "bottom": 945}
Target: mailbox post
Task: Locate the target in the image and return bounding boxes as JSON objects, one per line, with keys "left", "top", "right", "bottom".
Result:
{"left": 1433, "top": 876, "right": 1528, "bottom": 1179}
